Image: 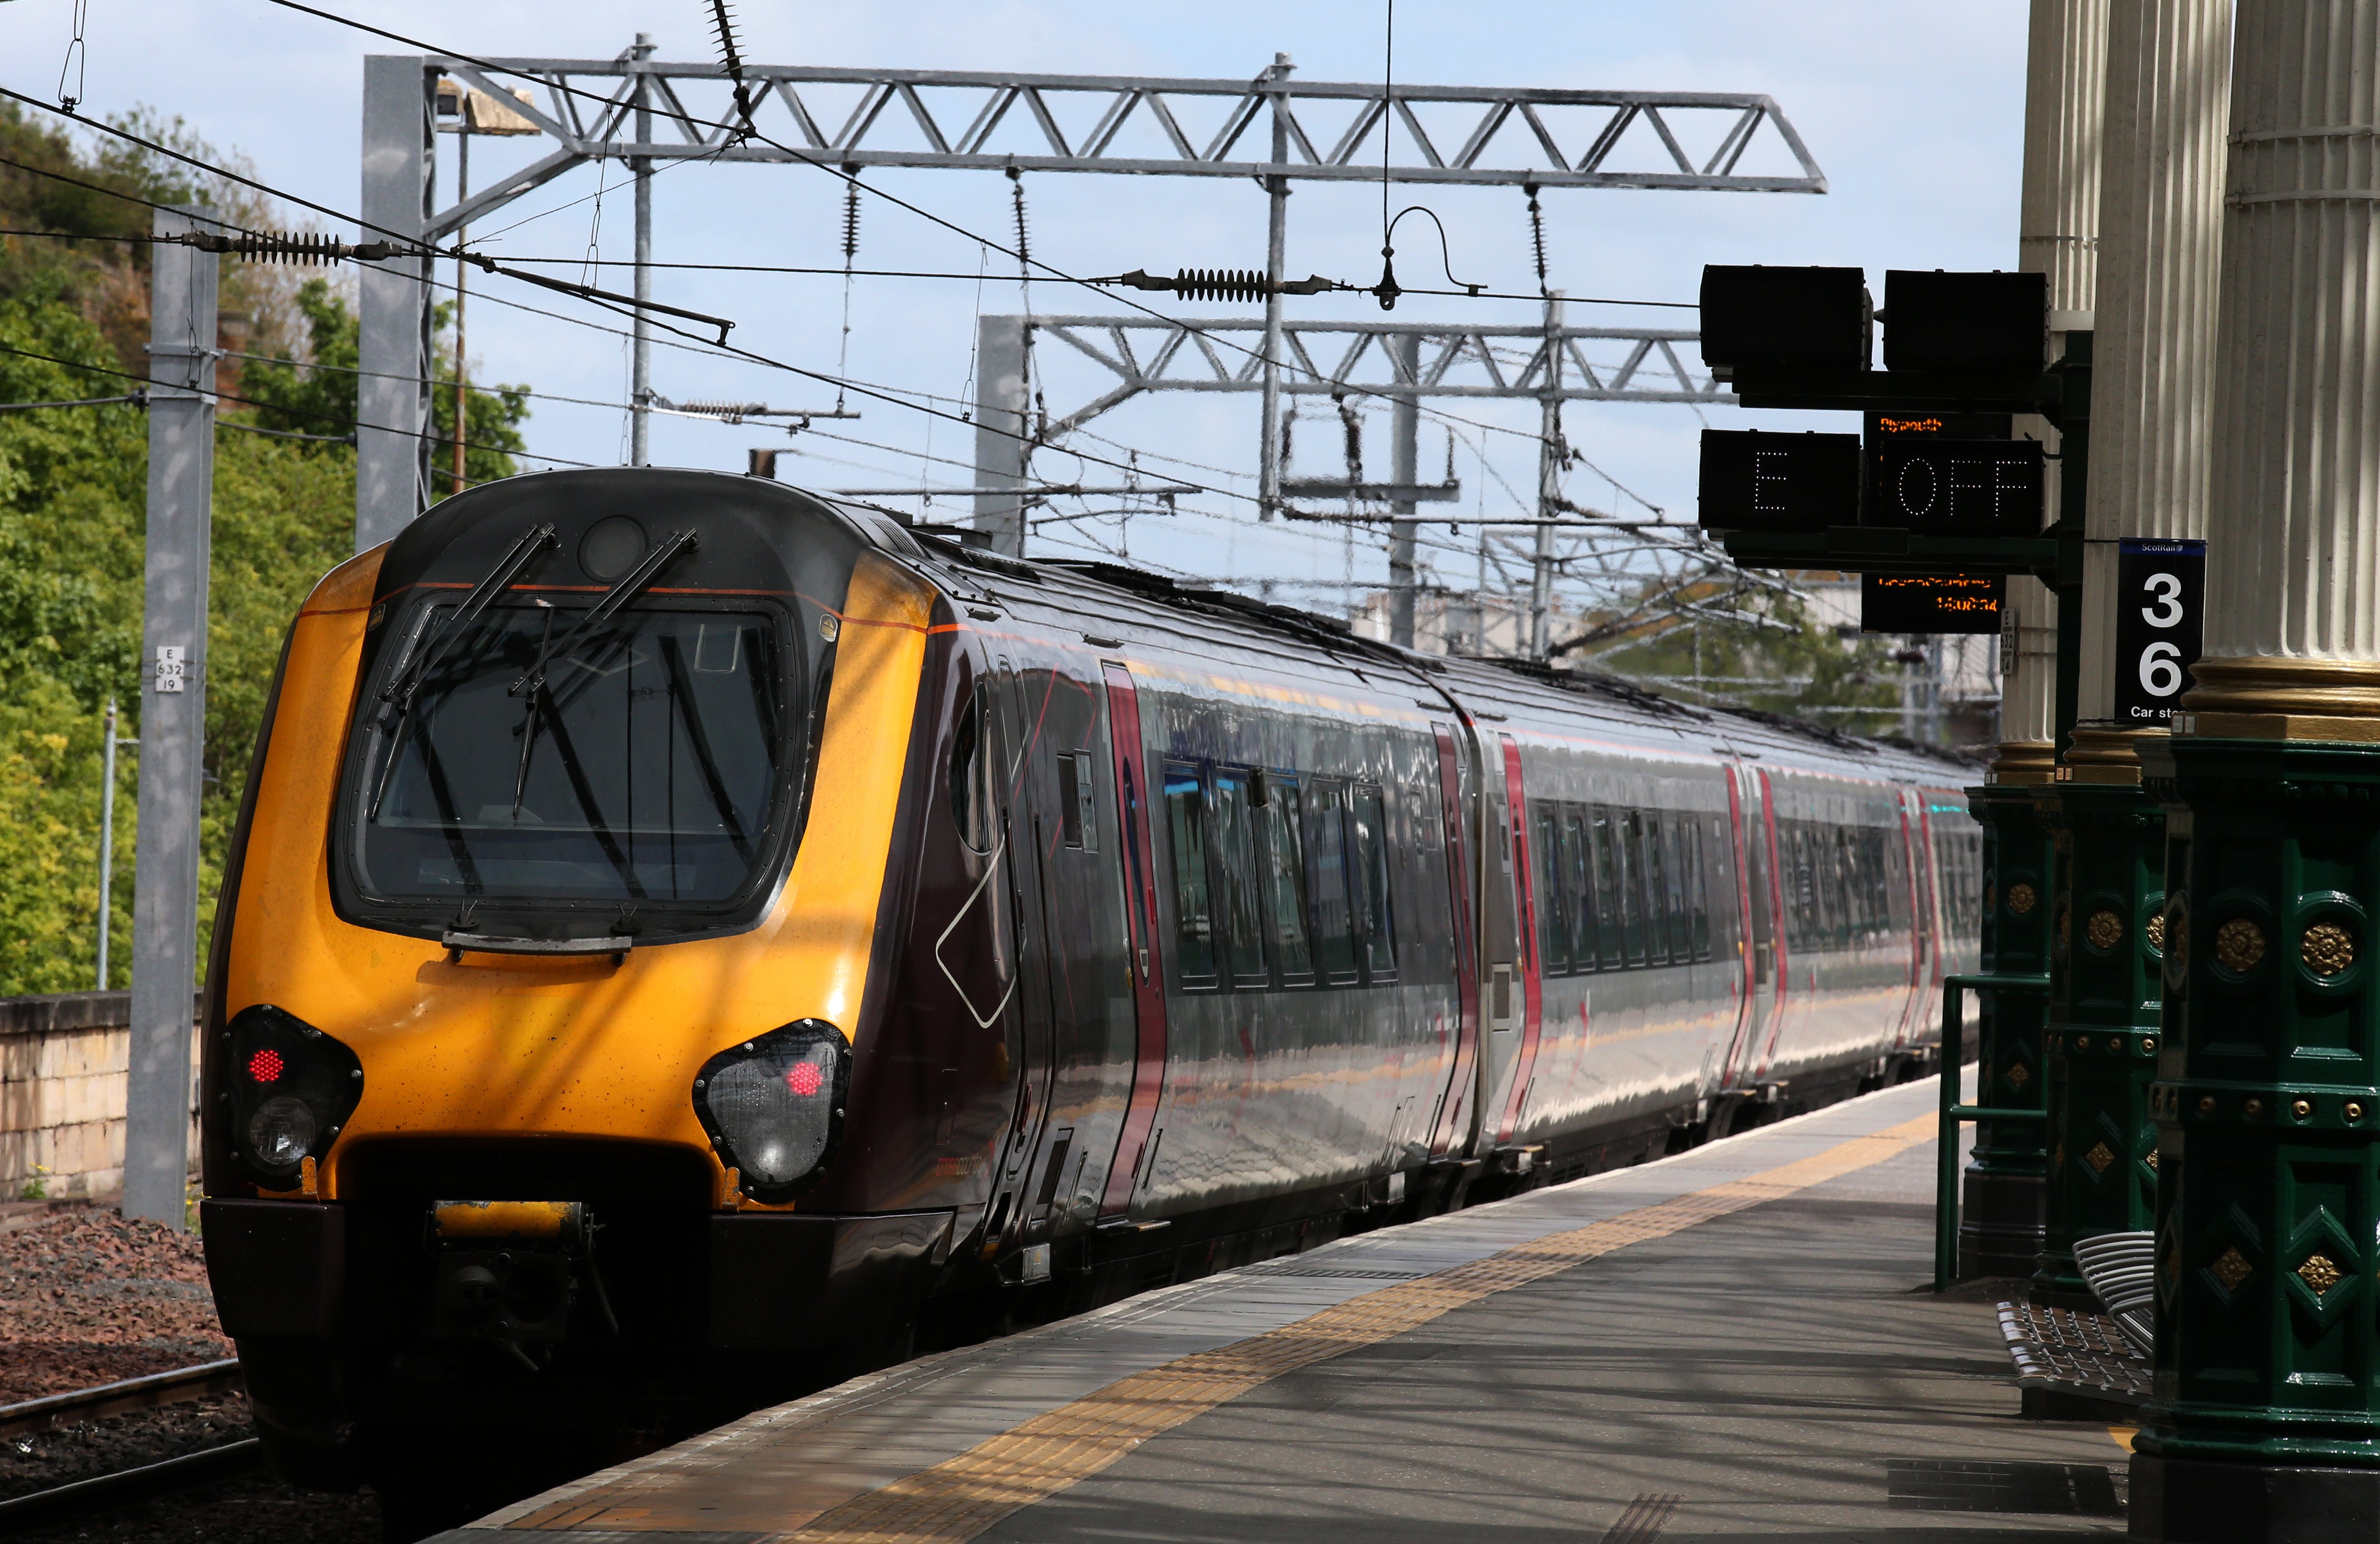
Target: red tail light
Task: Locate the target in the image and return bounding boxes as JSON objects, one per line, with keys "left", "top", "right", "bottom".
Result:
{"left": 785, "top": 1061, "right": 824, "bottom": 1097}
{"left": 246, "top": 1048, "right": 285, "bottom": 1083}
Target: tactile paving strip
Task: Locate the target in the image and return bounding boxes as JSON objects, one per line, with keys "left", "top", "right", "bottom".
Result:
{"left": 1996, "top": 1299, "right": 2151, "bottom": 1404}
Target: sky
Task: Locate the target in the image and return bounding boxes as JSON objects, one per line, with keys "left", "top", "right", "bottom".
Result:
{"left": 5, "top": 1, "right": 2031, "bottom": 619}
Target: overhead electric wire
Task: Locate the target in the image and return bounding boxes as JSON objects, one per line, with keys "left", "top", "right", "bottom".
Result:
{"left": 19, "top": 22, "right": 1705, "bottom": 593}
{"left": 0, "top": 339, "right": 597, "bottom": 467}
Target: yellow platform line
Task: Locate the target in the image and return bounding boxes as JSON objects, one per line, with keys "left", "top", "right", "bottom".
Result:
{"left": 726, "top": 1110, "right": 1939, "bottom": 1544}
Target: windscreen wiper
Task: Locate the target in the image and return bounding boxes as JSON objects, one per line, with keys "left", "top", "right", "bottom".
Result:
{"left": 379, "top": 523, "right": 558, "bottom": 719}
{"left": 510, "top": 529, "right": 700, "bottom": 699}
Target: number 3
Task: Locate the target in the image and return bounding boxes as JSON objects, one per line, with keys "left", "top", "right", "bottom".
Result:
{"left": 2141, "top": 640, "right": 2183, "bottom": 697}
{"left": 2141, "top": 572, "right": 2184, "bottom": 628}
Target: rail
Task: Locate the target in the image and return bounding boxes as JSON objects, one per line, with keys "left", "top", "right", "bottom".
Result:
{"left": 1933, "top": 972, "right": 2052, "bottom": 1292}
{"left": 0, "top": 1359, "right": 242, "bottom": 1439}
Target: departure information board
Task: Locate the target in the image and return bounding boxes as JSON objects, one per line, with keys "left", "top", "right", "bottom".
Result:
{"left": 1860, "top": 573, "right": 2004, "bottom": 634}
{"left": 1864, "top": 437, "right": 2043, "bottom": 536}
{"left": 1696, "top": 429, "right": 1860, "bottom": 532}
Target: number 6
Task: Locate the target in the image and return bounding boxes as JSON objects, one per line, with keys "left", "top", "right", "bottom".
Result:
{"left": 2141, "top": 640, "right": 2183, "bottom": 697}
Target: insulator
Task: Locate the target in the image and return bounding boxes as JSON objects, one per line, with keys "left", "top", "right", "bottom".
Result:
{"left": 840, "top": 178, "right": 862, "bottom": 265}
{"left": 184, "top": 229, "right": 403, "bottom": 265}
{"left": 1173, "top": 269, "right": 1268, "bottom": 304}
{"left": 678, "top": 400, "right": 767, "bottom": 419}
{"left": 1008, "top": 167, "right": 1032, "bottom": 270}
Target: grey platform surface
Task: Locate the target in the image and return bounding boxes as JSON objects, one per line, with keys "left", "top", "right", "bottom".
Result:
{"left": 454, "top": 1076, "right": 2127, "bottom": 1542}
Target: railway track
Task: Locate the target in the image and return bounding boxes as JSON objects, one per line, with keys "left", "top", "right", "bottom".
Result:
{"left": 0, "top": 1361, "right": 264, "bottom": 1530}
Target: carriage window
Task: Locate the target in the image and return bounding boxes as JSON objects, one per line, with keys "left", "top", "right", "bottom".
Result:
{"left": 1593, "top": 807, "right": 1627, "bottom": 970}
{"left": 1661, "top": 818, "right": 1690, "bottom": 961}
{"left": 1692, "top": 820, "right": 1715, "bottom": 960}
{"left": 1262, "top": 776, "right": 1315, "bottom": 984}
{"left": 1562, "top": 810, "right": 1597, "bottom": 971}
{"left": 1308, "top": 780, "right": 1359, "bottom": 985}
{"left": 1637, "top": 812, "right": 1669, "bottom": 965}
{"left": 1162, "top": 761, "right": 1217, "bottom": 988}
{"left": 1058, "top": 751, "right": 1098, "bottom": 852}
{"left": 1350, "top": 784, "right": 1397, "bottom": 983}
{"left": 1535, "top": 807, "right": 1568, "bottom": 976}
{"left": 1212, "top": 769, "right": 1270, "bottom": 988}
{"left": 950, "top": 683, "right": 995, "bottom": 854}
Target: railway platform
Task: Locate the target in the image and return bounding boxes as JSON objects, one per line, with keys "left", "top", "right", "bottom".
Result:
{"left": 433, "top": 1078, "right": 2129, "bottom": 1543}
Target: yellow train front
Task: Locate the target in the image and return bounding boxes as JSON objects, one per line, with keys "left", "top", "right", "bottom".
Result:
{"left": 199, "top": 470, "right": 1019, "bottom": 1514}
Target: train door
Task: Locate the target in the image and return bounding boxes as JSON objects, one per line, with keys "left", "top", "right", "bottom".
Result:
{"left": 1493, "top": 735, "right": 1545, "bottom": 1145}
{"left": 1096, "top": 662, "right": 1169, "bottom": 1221}
{"left": 1745, "top": 768, "right": 1793, "bottom": 1085}
{"left": 1717, "top": 763, "right": 1761, "bottom": 1088}
{"left": 1890, "top": 788, "right": 1931, "bottom": 1051}
{"left": 1424, "top": 722, "right": 1480, "bottom": 1157}
{"left": 986, "top": 655, "right": 1062, "bottom": 1232}
{"left": 1473, "top": 733, "right": 1524, "bottom": 1152}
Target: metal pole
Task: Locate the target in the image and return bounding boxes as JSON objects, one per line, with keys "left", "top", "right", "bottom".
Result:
{"left": 630, "top": 33, "right": 655, "bottom": 467}
{"left": 972, "top": 314, "right": 1029, "bottom": 556}
{"left": 125, "top": 207, "right": 216, "bottom": 1229}
{"left": 357, "top": 55, "right": 434, "bottom": 552}
{"left": 1256, "top": 53, "right": 1293, "bottom": 521}
{"left": 450, "top": 126, "right": 469, "bottom": 497}
{"left": 96, "top": 699, "right": 119, "bottom": 992}
{"left": 1530, "top": 291, "right": 1564, "bottom": 657}
{"left": 1388, "top": 333, "right": 1420, "bottom": 649}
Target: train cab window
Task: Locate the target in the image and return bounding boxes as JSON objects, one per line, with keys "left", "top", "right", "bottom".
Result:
{"left": 1261, "top": 776, "right": 1315, "bottom": 985}
{"left": 1561, "top": 810, "right": 1597, "bottom": 971}
{"left": 1350, "top": 784, "right": 1397, "bottom": 984}
{"left": 1533, "top": 809, "right": 1571, "bottom": 975}
{"left": 1212, "top": 769, "right": 1271, "bottom": 989}
{"left": 1162, "top": 761, "right": 1218, "bottom": 988}
{"left": 1307, "top": 780, "right": 1360, "bottom": 986}
{"left": 949, "top": 683, "right": 996, "bottom": 854}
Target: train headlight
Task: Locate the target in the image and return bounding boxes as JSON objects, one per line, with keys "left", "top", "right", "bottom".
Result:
{"left": 226, "top": 1005, "right": 364, "bottom": 1186}
{"left": 691, "top": 1020, "right": 848, "bottom": 1202}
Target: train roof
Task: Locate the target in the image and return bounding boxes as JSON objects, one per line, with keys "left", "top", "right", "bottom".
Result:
{"left": 842, "top": 510, "right": 1984, "bottom": 795}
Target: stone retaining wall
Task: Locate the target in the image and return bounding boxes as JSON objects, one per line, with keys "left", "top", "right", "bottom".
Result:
{"left": 0, "top": 992, "right": 201, "bottom": 1200}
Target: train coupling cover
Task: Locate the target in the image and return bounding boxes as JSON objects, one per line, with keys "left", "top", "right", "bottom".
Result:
{"left": 423, "top": 1200, "right": 619, "bottom": 1368}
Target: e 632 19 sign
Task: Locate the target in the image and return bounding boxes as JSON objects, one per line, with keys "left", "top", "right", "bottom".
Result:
{"left": 2114, "top": 537, "right": 2205, "bottom": 725}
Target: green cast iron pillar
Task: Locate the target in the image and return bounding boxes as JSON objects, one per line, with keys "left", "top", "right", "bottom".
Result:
{"left": 2135, "top": 731, "right": 2380, "bottom": 1536}
{"left": 2032, "top": 726, "right": 2165, "bottom": 1305}
{"left": 1962, "top": 775, "right": 2057, "bottom": 1279}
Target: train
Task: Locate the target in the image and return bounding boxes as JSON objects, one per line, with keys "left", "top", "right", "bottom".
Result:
{"left": 194, "top": 467, "right": 1981, "bottom": 1525}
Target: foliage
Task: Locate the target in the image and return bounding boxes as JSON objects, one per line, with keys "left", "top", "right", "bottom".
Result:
{"left": 241, "top": 281, "right": 530, "bottom": 486}
{"left": 1571, "top": 579, "right": 1908, "bottom": 738}
{"left": 0, "top": 110, "right": 538, "bottom": 994}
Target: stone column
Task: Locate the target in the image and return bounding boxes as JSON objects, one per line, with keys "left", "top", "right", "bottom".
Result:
{"left": 1962, "top": 0, "right": 2107, "bottom": 1282}
{"left": 2035, "top": 0, "right": 2230, "bottom": 1304}
{"left": 2136, "top": 1, "right": 2380, "bottom": 1535}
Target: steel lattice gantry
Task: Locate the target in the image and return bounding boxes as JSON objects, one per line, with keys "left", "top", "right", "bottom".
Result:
{"left": 356, "top": 49, "right": 1824, "bottom": 553}
{"left": 1016, "top": 314, "right": 1728, "bottom": 435}
{"left": 423, "top": 60, "right": 1827, "bottom": 238}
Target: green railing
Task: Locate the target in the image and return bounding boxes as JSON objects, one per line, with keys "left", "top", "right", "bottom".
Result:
{"left": 1935, "top": 971, "right": 2052, "bottom": 1292}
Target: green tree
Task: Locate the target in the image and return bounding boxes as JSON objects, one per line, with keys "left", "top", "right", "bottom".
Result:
{"left": 1565, "top": 578, "right": 1907, "bottom": 738}
{"left": 241, "top": 280, "right": 529, "bottom": 487}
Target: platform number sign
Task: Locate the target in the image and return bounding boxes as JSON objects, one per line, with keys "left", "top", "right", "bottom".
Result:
{"left": 2113, "top": 538, "right": 2205, "bottom": 726}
